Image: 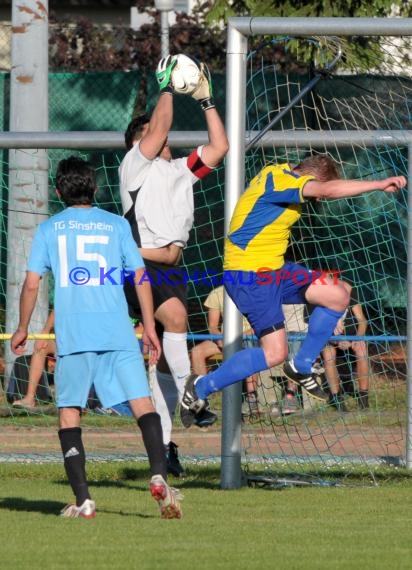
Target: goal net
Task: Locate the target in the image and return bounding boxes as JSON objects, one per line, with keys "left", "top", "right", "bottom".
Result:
{"left": 0, "top": 19, "right": 409, "bottom": 486}
{"left": 222, "top": 20, "right": 410, "bottom": 486}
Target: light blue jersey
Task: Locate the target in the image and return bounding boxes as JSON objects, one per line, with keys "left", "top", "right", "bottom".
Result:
{"left": 28, "top": 206, "right": 144, "bottom": 355}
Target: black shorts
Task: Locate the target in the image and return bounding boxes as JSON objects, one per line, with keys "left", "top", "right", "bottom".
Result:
{"left": 124, "top": 260, "right": 188, "bottom": 319}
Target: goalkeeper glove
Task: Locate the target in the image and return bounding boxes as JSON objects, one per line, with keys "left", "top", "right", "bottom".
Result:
{"left": 156, "top": 55, "right": 177, "bottom": 93}
{"left": 191, "top": 62, "right": 215, "bottom": 111}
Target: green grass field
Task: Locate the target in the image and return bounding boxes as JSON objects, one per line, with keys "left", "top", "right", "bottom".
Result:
{"left": 0, "top": 462, "right": 411, "bottom": 570}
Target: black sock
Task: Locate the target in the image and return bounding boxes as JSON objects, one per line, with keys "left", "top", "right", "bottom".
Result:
{"left": 137, "top": 412, "right": 167, "bottom": 480}
{"left": 58, "top": 427, "right": 90, "bottom": 506}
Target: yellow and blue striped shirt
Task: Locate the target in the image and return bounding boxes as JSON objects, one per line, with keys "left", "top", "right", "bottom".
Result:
{"left": 224, "top": 164, "right": 313, "bottom": 272}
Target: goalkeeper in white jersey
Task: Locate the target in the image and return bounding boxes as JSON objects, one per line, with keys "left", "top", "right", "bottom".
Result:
{"left": 119, "top": 55, "right": 229, "bottom": 477}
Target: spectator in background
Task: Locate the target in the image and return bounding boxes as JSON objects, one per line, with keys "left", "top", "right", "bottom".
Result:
{"left": 269, "top": 303, "right": 308, "bottom": 416}
{"left": 12, "top": 310, "right": 55, "bottom": 409}
{"left": 119, "top": 56, "right": 228, "bottom": 468}
{"left": 190, "top": 285, "right": 260, "bottom": 417}
{"left": 322, "top": 284, "right": 370, "bottom": 411}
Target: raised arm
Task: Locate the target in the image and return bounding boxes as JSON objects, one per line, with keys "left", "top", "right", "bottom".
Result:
{"left": 189, "top": 61, "right": 229, "bottom": 167}
{"left": 200, "top": 108, "right": 229, "bottom": 168}
{"left": 303, "top": 175, "right": 406, "bottom": 200}
{"left": 138, "top": 93, "right": 174, "bottom": 161}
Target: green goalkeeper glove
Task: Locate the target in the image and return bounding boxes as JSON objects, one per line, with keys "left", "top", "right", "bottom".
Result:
{"left": 191, "top": 62, "right": 215, "bottom": 111}
{"left": 156, "top": 55, "right": 177, "bottom": 93}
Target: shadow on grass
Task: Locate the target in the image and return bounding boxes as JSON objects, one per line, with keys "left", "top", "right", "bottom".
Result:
{"left": 84, "top": 465, "right": 223, "bottom": 491}
{"left": 0, "top": 496, "right": 64, "bottom": 515}
{"left": 96, "top": 507, "right": 153, "bottom": 518}
{"left": 0, "top": 496, "right": 164, "bottom": 519}
{"left": 41, "top": 463, "right": 412, "bottom": 490}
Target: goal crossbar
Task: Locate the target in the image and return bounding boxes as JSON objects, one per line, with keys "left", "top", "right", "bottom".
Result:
{"left": 228, "top": 16, "right": 412, "bottom": 38}
{"left": 0, "top": 130, "right": 410, "bottom": 149}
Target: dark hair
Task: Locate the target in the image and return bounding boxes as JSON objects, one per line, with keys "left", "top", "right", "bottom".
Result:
{"left": 124, "top": 114, "right": 151, "bottom": 150}
{"left": 294, "top": 154, "right": 340, "bottom": 182}
{"left": 56, "top": 156, "right": 96, "bottom": 206}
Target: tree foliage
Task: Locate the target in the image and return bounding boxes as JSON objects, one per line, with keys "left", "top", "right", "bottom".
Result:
{"left": 48, "top": 1, "right": 411, "bottom": 75}
{"left": 49, "top": 2, "right": 226, "bottom": 73}
{"left": 205, "top": 0, "right": 412, "bottom": 71}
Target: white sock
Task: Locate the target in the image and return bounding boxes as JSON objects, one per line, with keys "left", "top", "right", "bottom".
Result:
{"left": 162, "top": 331, "right": 191, "bottom": 401}
{"left": 150, "top": 367, "right": 177, "bottom": 445}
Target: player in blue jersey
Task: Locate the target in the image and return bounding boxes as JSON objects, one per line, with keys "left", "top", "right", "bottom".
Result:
{"left": 180, "top": 154, "right": 406, "bottom": 427}
{"left": 10, "top": 156, "right": 183, "bottom": 519}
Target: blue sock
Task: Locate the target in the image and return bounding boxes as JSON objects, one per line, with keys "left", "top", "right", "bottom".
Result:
{"left": 293, "top": 306, "right": 345, "bottom": 374}
{"left": 195, "top": 348, "right": 267, "bottom": 400}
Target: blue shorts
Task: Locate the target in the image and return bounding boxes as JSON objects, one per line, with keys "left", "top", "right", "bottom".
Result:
{"left": 55, "top": 349, "right": 149, "bottom": 408}
{"left": 224, "top": 261, "right": 316, "bottom": 338}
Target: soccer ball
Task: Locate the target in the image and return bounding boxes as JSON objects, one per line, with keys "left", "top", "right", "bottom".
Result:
{"left": 171, "top": 54, "right": 201, "bottom": 95}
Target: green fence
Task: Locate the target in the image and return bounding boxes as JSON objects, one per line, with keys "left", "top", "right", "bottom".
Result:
{"left": 0, "top": 70, "right": 408, "bottom": 332}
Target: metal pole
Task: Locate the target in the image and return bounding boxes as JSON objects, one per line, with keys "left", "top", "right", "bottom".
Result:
{"left": 220, "top": 22, "right": 248, "bottom": 490}
{"left": 160, "top": 10, "right": 169, "bottom": 58}
{"left": 155, "top": 1, "right": 174, "bottom": 58}
{"left": 0, "top": 130, "right": 409, "bottom": 149}
{"left": 6, "top": 1, "right": 49, "bottom": 378}
{"left": 229, "top": 16, "right": 412, "bottom": 37}
{"left": 407, "top": 144, "right": 412, "bottom": 468}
